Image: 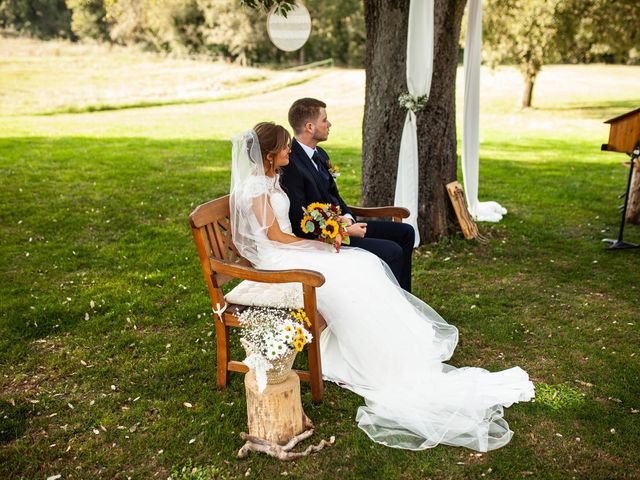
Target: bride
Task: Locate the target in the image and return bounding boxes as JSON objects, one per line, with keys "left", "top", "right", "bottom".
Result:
{"left": 230, "top": 123, "right": 534, "bottom": 452}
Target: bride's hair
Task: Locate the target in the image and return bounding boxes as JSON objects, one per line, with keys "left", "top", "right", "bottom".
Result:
{"left": 253, "top": 122, "right": 291, "bottom": 172}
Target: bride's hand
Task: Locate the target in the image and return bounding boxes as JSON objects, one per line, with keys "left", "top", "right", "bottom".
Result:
{"left": 346, "top": 222, "right": 367, "bottom": 238}
{"left": 338, "top": 215, "right": 353, "bottom": 226}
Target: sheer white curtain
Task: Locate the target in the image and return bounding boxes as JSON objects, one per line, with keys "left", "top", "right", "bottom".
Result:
{"left": 394, "top": 0, "right": 434, "bottom": 247}
{"left": 462, "top": 0, "right": 506, "bottom": 222}
{"left": 395, "top": 0, "right": 506, "bottom": 238}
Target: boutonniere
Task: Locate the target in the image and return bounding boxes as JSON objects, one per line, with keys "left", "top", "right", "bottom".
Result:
{"left": 327, "top": 161, "right": 340, "bottom": 179}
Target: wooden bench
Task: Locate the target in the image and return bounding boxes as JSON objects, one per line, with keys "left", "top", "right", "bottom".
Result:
{"left": 189, "top": 195, "right": 409, "bottom": 403}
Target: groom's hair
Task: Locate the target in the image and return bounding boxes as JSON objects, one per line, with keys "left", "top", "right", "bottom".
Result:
{"left": 288, "top": 98, "right": 326, "bottom": 135}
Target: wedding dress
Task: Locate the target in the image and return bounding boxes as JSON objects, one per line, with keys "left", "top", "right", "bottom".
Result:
{"left": 230, "top": 130, "right": 534, "bottom": 452}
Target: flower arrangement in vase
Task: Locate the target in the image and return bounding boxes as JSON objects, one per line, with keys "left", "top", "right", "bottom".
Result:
{"left": 239, "top": 306, "right": 313, "bottom": 392}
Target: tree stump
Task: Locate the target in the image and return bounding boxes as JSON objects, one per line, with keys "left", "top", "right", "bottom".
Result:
{"left": 626, "top": 161, "right": 640, "bottom": 224}
{"left": 244, "top": 371, "right": 306, "bottom": 445}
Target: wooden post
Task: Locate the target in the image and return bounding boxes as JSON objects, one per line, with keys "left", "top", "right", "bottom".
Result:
{"left": 245, "top": 371, "right": 306, "bottom": 445}
{"left": 445, "top": 181, "right": 485, "bottom": 242}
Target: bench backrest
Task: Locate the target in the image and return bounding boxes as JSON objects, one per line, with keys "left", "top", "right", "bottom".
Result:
{"left": 189, "top": 195, "right": 250, "bottom": 305}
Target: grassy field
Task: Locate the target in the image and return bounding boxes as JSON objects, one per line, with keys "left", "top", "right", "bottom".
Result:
{"left": 1, "top": 38, "right": 640, "bottom": 479}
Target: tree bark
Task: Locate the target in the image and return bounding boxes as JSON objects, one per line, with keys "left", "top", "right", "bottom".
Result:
{"left": 361, "top": 0, "right": 466, "bottom": 242}
{"left": 626, "top": 160, "right": 640, "bottom": 224}
{"left": 521, "top": 75, "right": 535, "bottom": 108}
{"left": 244, "top": 371, "right": 307, "bottom": 445}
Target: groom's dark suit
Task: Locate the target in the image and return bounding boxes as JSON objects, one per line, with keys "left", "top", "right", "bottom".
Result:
{"left": 280, "top": 138, "right": 414, "bottom": 292}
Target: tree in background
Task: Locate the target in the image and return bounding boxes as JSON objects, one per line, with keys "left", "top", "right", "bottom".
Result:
{"left": 555, "top": 0, "right": 640, "bottom": 65}
{"left": 304, "top": 0, "right": 364, "bottom": 66}
{"left": 484, "top": 0, "right": 640, "bottom": 108}
{"left": 0, "top": 0, "right": 73, "bottom": 39}
{"left": 65, "top": 0, "right": 110, "bottom": 41}
{"left": 59, "top": 0, "right": 365, "bottom": 66}
{"left": 483, "top": 0, "right": 562, "bottom": 108}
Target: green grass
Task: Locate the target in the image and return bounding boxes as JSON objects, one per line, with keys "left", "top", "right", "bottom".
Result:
{"left": 1, "top": 38, "right": 640, "bottom": 479}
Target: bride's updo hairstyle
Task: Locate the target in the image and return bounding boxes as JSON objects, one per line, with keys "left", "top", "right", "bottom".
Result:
{"left": 253, "top": 122, "right": 291, "bottom": 174}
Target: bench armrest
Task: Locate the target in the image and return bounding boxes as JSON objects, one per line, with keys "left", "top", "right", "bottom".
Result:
{"left": 348, "top": 205, "right": 410, "bottom": 222}
{"left": 209, "top": 256, "right": 325, "bottom": 288}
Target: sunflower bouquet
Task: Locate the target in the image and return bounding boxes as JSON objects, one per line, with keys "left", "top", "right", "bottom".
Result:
{"left": 300, "top": 202, "right": 350, "bottom": 252}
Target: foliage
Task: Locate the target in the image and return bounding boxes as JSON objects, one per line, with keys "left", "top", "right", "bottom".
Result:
{"left": 58, "top": 0, "right": 365, "bottom": 66}
{"left": 483, "top": 0, "right": 640, "bottom": 107}
{"left": 66, "top": 0, "right": 109, "bottom": 41}
{"left": 304, "top": 0, "right": 364, "bottom": 67}
{"left": 240, "top": 0, "right": 294, "bottom": 17}
{"left": 554, "top": 0, "right": 640, "bottom": 64}
{"left": 0, "top": 0, "right": 73, "bottom": 39}
{"left": 483, "top": 0, "right": 562, "bottom": 107}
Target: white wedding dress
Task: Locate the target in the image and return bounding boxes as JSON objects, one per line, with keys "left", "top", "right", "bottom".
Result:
{"left": 232, "top": 173, "right": 535, "bottom": 452}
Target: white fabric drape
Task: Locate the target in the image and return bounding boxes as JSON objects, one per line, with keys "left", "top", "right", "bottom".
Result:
{"left": 394, "top": 0, "right": 434, "bottom": 247}
{"left": 395, "top": 0, "right": 506, "bottom": 234}
{"left": 462, "top": 0, "right": 506, "bottom": 222}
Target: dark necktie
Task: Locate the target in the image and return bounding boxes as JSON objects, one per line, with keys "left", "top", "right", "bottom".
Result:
{"left": 312, "top": 151, "right": 330, "bottom": 183}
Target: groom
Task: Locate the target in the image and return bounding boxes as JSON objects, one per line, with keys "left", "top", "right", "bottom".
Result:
{"left": 280, "top": 97, "right": 415, "bottom": 292}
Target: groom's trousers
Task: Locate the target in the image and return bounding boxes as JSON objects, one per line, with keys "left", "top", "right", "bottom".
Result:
{"left": 349, "top": 220, "right": 415, "bottom": 293}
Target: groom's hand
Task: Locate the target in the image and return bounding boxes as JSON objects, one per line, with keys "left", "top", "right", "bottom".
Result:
{"left": 346, "top": 222, "right": 367, "bottom": 238}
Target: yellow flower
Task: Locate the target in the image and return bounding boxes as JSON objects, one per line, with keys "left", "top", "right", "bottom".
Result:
{"left": 322, "top": 219, "right": 339, "bottom": 239}
{"left": 300, "top": 215, "right": 315, "bottom": 234}
{"left": 307, "top": 202, "right": 328, "bottom": 212}
{"left": 294, "top": 339, "right": 305, "bottom": 351}
{"left": 284, "top": 325, "right": 292, "bottom": 332}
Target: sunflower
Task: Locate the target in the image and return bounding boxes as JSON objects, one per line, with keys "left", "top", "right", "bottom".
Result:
{"left": 294, "top": 339, "right": 305, "bottom": 352}
{"left": 300, "top": 215, "right": 316, "bottom": 234}
{"left": 322, "top": 219, "right": 339, "bottom": 239}
{"left": 307, "top": 202, "right": 328, "bottom": 213}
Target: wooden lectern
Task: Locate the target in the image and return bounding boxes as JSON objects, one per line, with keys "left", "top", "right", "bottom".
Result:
{"left": 601, "top": 107, "right": 640, "bottom": 250}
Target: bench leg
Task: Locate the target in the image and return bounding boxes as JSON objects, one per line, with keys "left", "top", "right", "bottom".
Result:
{"left": 215, "top": 320, "right": 230, "bottom": 389}
{"left": 307, "top": 341, "right": 324, "bottom": 403}
{"left": 303, "top": 285, "right": 324, "bottom": 403}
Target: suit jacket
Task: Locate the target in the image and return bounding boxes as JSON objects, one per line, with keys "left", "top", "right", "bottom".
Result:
{"left": 280, "top": 138, "right": 352, "bottom": 239}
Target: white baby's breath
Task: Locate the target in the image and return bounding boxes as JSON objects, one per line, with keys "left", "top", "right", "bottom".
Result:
{"left": 239, "top": 305, "right": 312, "bottom": 364}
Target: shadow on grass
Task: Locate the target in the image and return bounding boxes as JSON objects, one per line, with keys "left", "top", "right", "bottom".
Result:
{"left": 0, "top": 136, "right": 366, "bottom": 361}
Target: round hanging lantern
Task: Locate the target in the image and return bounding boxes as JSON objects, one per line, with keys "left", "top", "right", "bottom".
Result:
{"left": 267, "top": 2, "right": 311, "bottom": 52}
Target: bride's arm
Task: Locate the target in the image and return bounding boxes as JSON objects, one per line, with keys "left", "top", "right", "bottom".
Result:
{"left": 267, "top": 219, "right": 303, "bottom": 244}
{"left": 252, "top": 195, "right": 302, "bottom": 244}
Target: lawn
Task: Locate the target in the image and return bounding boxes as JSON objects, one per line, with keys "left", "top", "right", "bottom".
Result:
{"left": 1, "top": 38, "right": 639, "bottom": 479}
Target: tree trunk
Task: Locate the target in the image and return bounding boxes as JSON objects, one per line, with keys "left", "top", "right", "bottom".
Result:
{"left": 521, "top": 75, "right": 535, "bottom": 108}
{"left": 361, "top": 0, "right": 466, "bottom": 243}
{"left": 626, "top": 160, "right": 640, "bottom": 224}
{"left": 244, "top": 371, "right": 307, "bottom": 445}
